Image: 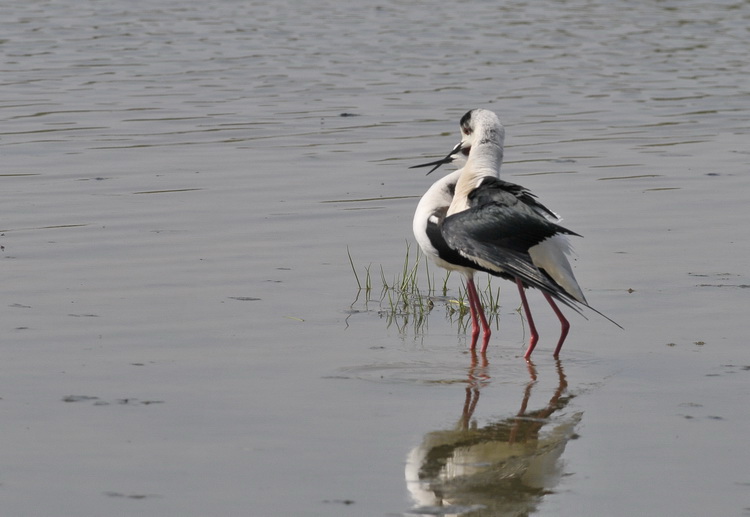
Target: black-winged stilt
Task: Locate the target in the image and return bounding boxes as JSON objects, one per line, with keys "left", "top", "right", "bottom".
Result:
{"left": 411, "top": 109, "right": 619, "bottom": 359}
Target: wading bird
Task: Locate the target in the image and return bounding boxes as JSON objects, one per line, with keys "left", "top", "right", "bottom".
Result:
{"left": 411, "top": 109, "right": 618, "bottom": 358}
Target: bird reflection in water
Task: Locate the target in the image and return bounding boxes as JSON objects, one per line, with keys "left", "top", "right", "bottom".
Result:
{"left": 405, "top": 355, "right": 580, "bottom": 516}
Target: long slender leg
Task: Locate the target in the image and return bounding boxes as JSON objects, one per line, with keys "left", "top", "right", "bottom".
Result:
{"left": 468, "top": 279, "right": 491, "bottom": 337}
{"left": 472, "top": 282, "right": 492, "bottom": 339}
{"left": 465, "top": 277, "right": 481, "bottom": 347}
{"left": 466, "top": 278, "right": 491, "bottom": 352}
{"left": 470, "top": 285, "right": 491, "bottom": 353}
{"left": 516, "top": 278, "right": 539, "bottom": 360}
{"left": 475, "top": 286, "right": 491, "bottom": 354}
{"left": 543, "top": 293, "right": 570, "bottom": 357}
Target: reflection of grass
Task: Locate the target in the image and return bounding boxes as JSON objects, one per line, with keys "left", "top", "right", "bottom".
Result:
{"left": 348, "top": 243, "right": 504, "bottom": 335}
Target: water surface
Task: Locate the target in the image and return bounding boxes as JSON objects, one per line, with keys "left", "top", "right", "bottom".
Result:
{"left": 2, "top": 1, "right": 749, "bottom": 515}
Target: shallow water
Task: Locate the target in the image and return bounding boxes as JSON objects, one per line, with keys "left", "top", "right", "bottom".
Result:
{"left": 2, "top": 0, "right": 749, "bottom": 515}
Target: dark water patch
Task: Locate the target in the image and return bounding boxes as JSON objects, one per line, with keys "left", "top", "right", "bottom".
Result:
{"left": 321, "top": 195, "right": 419, "bottom": 203}
{"left": 322, "top": 498, "right": 356, "bottom": 505}
{"left": 697, "top": 284, "right": 750, "bottom": 289}
{"left": 62, "top": 395, "right": 164, "bottom": 406}
{"left": 103, "top": 491, "right": 162, "bottom": 500}
{"left": 598, "top": 174, "right": 661, "bottom": 180}
{"left": 0, "top": 224, "right": 87, "bottom": 232}
{"left": 62, "top": 395, "right": 100, "bottom": 403}
{"left": 513, "top": 170, "right": 578, "bottom": 177}
{"left": 132, "top": 188, "right": 203, "bottom": 195}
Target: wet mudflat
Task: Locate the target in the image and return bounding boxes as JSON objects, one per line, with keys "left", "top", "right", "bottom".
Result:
{"left": 2, "top": 1, "right": 749, "bottom": 515}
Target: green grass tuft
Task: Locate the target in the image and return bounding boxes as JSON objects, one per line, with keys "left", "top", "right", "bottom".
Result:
{"left": 348, "top": 243, "right": 503, "bottom": 335}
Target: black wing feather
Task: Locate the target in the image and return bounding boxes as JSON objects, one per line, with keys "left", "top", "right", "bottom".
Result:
{"left": 471, "top": 177, "right": 563, "bottom": 221}
{"left": 439, "top": 176, "right": 622, "bottom": 327}
{"left": 442, "top": 177, "right": 584, "bottom": 310}
{"left": 425, "top": 208, "right": 495, "bottom": 274}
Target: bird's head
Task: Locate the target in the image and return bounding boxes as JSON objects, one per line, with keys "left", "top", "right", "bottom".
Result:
{"left": 458, "top": 108, "right": 505, "bottom": 158}
{"left": 410, "top": 109, "right": 505, "bottom": 175}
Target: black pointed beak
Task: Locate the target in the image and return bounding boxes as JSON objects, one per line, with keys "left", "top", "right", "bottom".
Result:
{"left": 409, "top": 141, "right": 463, "bottom": 175}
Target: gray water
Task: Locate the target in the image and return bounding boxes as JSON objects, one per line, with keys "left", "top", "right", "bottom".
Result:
{"left": 2, "top": 1, "right": 749, "bottom": 515}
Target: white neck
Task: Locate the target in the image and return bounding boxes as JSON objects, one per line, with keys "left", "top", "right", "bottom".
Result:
{"left": 469, "top": 142, "right": 503, "bottom": 174}
{"left": 446, "top": 143, "right": 503, "bottom": 216}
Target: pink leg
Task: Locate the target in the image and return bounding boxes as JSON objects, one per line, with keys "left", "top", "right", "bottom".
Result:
{"left": 479, "top": 325, "right": 491, "bottom": 354}
{"left": 465, "top": 277, "right": 481, "bottom": 347}
{"left": 516, "top": 278, "right": 539, "bottom": 360}
{"left": 470, "top": 280, "right": 491, "bottom": 339}
{"left": 543, "top": 293, "right": 570, "bottom": 357}
{"left": 466, "top": 278, "right": 491, "bottom": 352}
